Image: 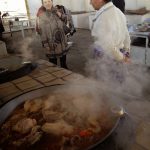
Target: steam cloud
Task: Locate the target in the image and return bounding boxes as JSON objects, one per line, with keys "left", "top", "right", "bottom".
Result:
{"left": 16, "top": 37, "right": 37, "bottom": 62}
{"left": 85, "top": 55, "right": 150, "bottom": 150}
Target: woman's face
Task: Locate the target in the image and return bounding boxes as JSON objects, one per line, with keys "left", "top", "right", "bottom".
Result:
{"left": 43, "top": 0, "right": 53, "bottom": 10}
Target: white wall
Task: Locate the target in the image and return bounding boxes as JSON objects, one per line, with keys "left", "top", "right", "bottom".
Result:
{"left": 84, "top": 0, "right": 95, "bottom": 11}
{"left": 70, "top": 0, "right": 86, "bottom": 12}
{"left": 125, "top": 0, "right": 137, "bottom": 10}
{"left": 140, "top": 0, "right": 150, "bottom": 10}
{"left": 54, "top": 0, "right": 150, "bottom": 12}
{"left": 0, "top": 0, "right": 150, "bottom": 18}
{"left": 27, "top": 0, "right": 42, "bottom": 18}
{"left": 72, "top": 13, "right": 91, "bottom": 29}
{"left": 0, "top": 0, "right": 42, "bottom": 18}
{"left": 53, "top": 0, "right": 92, "bottom": 12}
{"left": 53, "top": 0, "right": 71, "bottom": 10}
{"left": 125, "top": 0, "right": 150, "bottom": 10}
{"left": 0, "top": 0, "right": 26, "bottom": 14}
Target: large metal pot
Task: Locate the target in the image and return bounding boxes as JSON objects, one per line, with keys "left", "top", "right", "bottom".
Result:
{"left": 0, "top": 85, "right": 124, "bottom": 150}
{"left": 0, "top": 55, "right": 37, "bottom": 84}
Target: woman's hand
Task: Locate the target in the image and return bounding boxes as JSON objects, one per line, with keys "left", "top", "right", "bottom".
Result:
{"left": 56, "top": 11, "right": 62, "bottom": 18}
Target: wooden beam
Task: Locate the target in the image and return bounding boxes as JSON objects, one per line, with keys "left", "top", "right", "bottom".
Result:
{"left": 24, "top": 0, "right": 30, "bottom": 20}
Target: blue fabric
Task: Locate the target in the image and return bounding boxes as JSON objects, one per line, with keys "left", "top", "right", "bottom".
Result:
{"left": 93, "top": 45, "right": 104, "bottom": 58}
{"left": 120, "top": 49, "right": 130, "bottom": 57}
{"left": 144, "top": 18, "right": 150, "bottom": 23}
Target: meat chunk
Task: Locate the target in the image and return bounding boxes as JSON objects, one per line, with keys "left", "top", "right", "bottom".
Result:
{"left": 42, "top": 110, "right": 65, "bottom": 122}
{"left": 42, "top": 96, "right": 55, "bottom": 110}
{"left": 27, "top": 125, "right": 43, "bottom": 145}
{"left": 12, "top": 118, "right": 37, "bottom": 134}
{"left": 42, "top": 120, "right": 74, "bottom": 136}
{"left": 87, "top": 117, "right": 101, "bottom": 133}
{"left": 24, "top": 98, "right": 43, "bottom": 113}
{"left": 12, "top": 125, "right": 42, "bottom": 146}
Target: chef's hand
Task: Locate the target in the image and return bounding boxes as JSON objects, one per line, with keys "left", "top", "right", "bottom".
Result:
{"left": 123, "top": 51, "right": 131, "bottom": 63}
{"left": 124, "top": 56, "right": 131, "bottom": 63}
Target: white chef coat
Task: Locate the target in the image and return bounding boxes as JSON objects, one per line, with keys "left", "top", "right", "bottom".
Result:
{"left": 91, "top": 2, "right": 131, "bottom": 61}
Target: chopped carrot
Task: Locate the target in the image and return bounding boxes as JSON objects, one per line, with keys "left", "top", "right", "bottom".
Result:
{"left": 79, "top": 130, "right": 93, "bottom": 137}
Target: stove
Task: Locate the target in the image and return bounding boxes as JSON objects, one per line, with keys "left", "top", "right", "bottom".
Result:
{"left": 0, "top": 59, "right": 149, "bottom": 150}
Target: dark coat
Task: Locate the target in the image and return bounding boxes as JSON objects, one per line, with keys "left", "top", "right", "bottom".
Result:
{"left": 0, "top": 17, "right": 5, "bottom": 32}
{"left": 112, "top": 0, "right": 125, "bottom": 13}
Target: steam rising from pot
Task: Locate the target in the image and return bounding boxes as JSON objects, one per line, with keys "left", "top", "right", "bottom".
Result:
{"left": 20, "top": 38, "right": 34, "bottom": 61}
{"left": 85, "top": 55, "right": 150, "bottom": 149}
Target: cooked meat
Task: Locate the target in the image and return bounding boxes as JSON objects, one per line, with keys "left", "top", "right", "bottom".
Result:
{"left": 12, "top": 126, "right": 42, "bottom": 146}
{"left": 70, "top": 135, "right": 81, "bottom": 145}
{"left": 10, "top": 113, "right": 26, "bottom": 121}
{"left": 0, "top": 92, "right": 116, "bottom": 150}
{"left": 42, "top": 110, "right": 65, "bottom": 122}
{"left": 87, "top": 117, "right": 101, "bottom": 133}
{"left": 63, "top": 112, "right": 78, "bottom": 125}
{"left": 1, "top": 113, "right": 26, "bottom": 131}
{"left": 27, "top": 131, "right": 43, "bottom": 145}
{"left": 31, "top": 125, "right": 41, "bottom": 134}
{"left": 13, "top": 138, "right": 27, "bottom": 146}
{"left": 24, "top": 98, "right": 43, "bottom": 113}
{"left": 42, "top": 120, "right": 74, "bottom": 136}
{"left": 12, "top": 118, "right": 37, "bottom": 134}
{"left": 42, "top": 96, "right": 55, "bottom": 110}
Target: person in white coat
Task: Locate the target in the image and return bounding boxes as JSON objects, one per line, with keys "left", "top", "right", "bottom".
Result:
{"left": 90, "top": 0, "right": 130, "bottom": 62}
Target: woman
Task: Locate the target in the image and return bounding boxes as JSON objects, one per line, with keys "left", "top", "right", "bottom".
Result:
{"left": 36, "top": 0, "right": 68, "bottom": 69}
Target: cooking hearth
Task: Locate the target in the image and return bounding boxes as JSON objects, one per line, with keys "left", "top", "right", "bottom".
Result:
{"left": 0, "top": 59, "right": 149, "bottom": 150}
